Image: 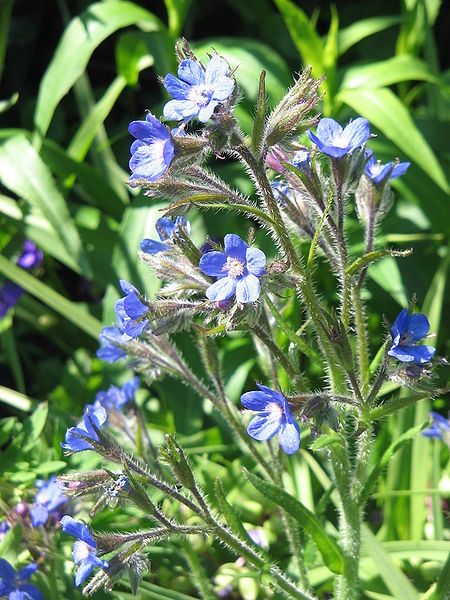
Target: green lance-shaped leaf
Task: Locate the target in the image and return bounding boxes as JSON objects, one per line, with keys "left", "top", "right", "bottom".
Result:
{"left": 338, "top": 87, "right": 449, "bottom": 193}
{"left": 360, "top": 421, "right": 427, "bottom": 505}
{"left": 243, "top": 468, "right": 344, "bottom": 574}
{"left": 33, "top": 1, "right": 161, "bottom": 140}
{"left": 252, "top": 70, "right": 267, "bottom": 155}
{"left": 164, "top": 195, "right": 277, "bottom": 227}
{"left": 0, "top": 254, "right": 101, "bottom": 339}
{"left": 0, "top": 136, "right": 92, "bottom": 276}
{"left": 336, "top": 16, "right": 403, "bottom": 56}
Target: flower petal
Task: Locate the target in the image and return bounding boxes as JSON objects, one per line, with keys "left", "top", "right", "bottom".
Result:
{"left": 139, "top": 239, "right": 170, "bottom": 254}
{"left": 16, "top": 564, "right": 38, "bottom": 582}
{"left": 390, "top": 308, "right": 408, "bottom": 341}
{"left": 61, "top": 516, "right": 96, "bottom": 546}
{"left": 123, "top": 292, "right": 147, "bottom": 320}
{"left": 197, "top": 101, "right": 218, "bottom": 123}
{"left": 211, "top": 75, "right": 234, "bottom": 101}
{"left": 307, "top": 130, "right": 348, "bottom": 158}
{"left": 0, "top": 559, "right": 15, "bottom": 584}
{"left": 18, "top": 584, "right": 43, "bottom": 600}
{"left": 340, "top": 117, "right": 370, "bottom": 151}
{"left": 129, "top": 141, "right": 173, "bottom": 182}
{"left": 155, "top": 217, "right": 176, "bottom": 240}
{"left": 199, "top": 251, "right": 227, "bottom": 276}
{"left": 178, "top": 59, "right": 205, "bottom": 85}
{"left": 390, "top": 162, "right": 410, "bottom": 179}
{"left": 315, "top": 118, "right": 343, "bottom": 145}
{"left": 74, "top": 557, "right": 95, "bottom": 587}
{"left": 163, "top": 74, "right": 191, "bottom": 100}
{"left": 247, "top": 414, "right": 281, "bottom": 441}
{"left": 30, "top": 504, "right": 49, "bottom": 527}
{"left": 205, "top": 56, "right": 230, "bottom": 84}
{"left": 246, "top": 247, "right": 266, "bottom": 277}
{"left": 235, "top": 274, "right": 261, "bottom": 303}
{"left": 224, "top": 234, "right": 248, "bottom": 260}
{"left": 277, "top": 419, "right": 301, "bottom": 454}
{"left": 404, "top": 313, "right": 430, "bottom": 342}
{"left": 163, "top": 99, "right": 198, "bottom": 122}
{"left": 388, "top": 344, "right": 435, "bottom": 364}
{"left": 205, "top": 277, "right": 237, "bottom": 302}
{"left": 240, "top": 391, "right": 271, "bottom": 411}
{"left": 256, "top": 383, "right": 285, "bottom": 403}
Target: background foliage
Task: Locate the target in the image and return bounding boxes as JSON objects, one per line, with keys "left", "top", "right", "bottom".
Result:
{"left": 0, "top": 0, "right": 448, "bottom": 598}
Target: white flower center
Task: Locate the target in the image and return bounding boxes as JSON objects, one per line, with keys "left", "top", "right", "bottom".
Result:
{"left": 73, "top": 540, "right": 93, "bottom": 561}
{"left": 224, "top": 257, "right": 245, "bottom": 278}
{"left": 189, "top": 85, "right": 214, "bottom": 106}
{"left": 266, "top": 402, "right": 283, "bottom": 420}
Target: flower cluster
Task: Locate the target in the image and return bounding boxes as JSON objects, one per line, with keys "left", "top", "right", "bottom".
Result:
{"left": 30, "top": 476, "right": 67, "bottom": 527}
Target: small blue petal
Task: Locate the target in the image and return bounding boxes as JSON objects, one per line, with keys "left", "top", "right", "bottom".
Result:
{"left": 178, "top": 59, "right": 205, "bottom": 85}
{"left": 224, "top": 234, "right": 248, "bottom": 260}
{"left": 199, "top": 251, "right": 227, "bottom": 277}
{"left": 235, "top": 274, "right": 261, "bottom": 303}
{"left": 404, "top": 313, "right": 430, "bottom": 342}
{"left": 139, "top": 239, "right": 170, "bottom": 254}
{"left": 277, "top": 419, "right": 301, "bottom": 454}
{"left": 206, "top": 277, "right": 237, "bottom": 302}
{"left": 247, "top": 413, "right": 281, "bottom": 441}
{"left": 240, "top": 391, "right": 271, "bottom": 411}
{"left": 246, "top": 247, "right": 266, "bottom": 277}
{"left": 163, "top": 74, "right": 191, "bottom": 100}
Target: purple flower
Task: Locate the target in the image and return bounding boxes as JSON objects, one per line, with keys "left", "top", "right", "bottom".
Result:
{"left": 308, "top": 117, "right": 370, "bottom": 158}
{"left": 17, "top": 241, "right": 43, "bottom": 270}
{"left": 62, "top": 404, "right": 107, "bottom": 453}
{"left": 241, "top": 384, "right": 300, "bottom": 454}
{"left": 140, "top": 216, "right": 191, "bottom": 255}
{"left": 0, "top": 521, "right": 10, "bottom": 539}
{"left": 128, "top": 113, "right": 175, "bottom": 182}
{"left": 364, "top": 151, "right": 410, "bottom": 186}
{"left": 0, "top": 559, "right": 42, "bottom": 600}
{"left": 60, "top": 516, "right": 108, "bottom": 587}
{"left": 30, "top": 476, "right": 67, "bottom": 527}
{"left": 422, "top": 412, "right": 450, "bottom": 445}
{"left": 266, "top": 147, "right": 288, "bottom": 173}
{"left": 388, "top": 309, "right": 435, "bottom": 364}
{"left": 163, "top": 56, "right": 234, "bottom": 124}
{"left": 96, "top": 377, "right": 139, "bottom": 411}
{"left": 115, "top": 280, "right": 149, "bottom": 339}
{"left": 199, "top": 234, "right": 266, "bottom": 304}
{"left": 0, "top": 241, "right": 43, "bottom": 319}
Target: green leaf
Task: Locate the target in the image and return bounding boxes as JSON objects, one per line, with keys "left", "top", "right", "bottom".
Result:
{"left": 252, "top": 70, "right": 267, "bottom": 155}
{"left": 0, "top": 92, "right": 18, "bottom": 114}
{"left": 116, "top": 31, "right": 155, "bottom": 86}
{"left": 164, "top": 0, "right": 192, "bottom": 38}
{"left": 361, "top": 422, "right": 426, "bottom": 503}
{"left": 0, "top": 136, "right": 92, "bottom": 276}
{"left": 0, "top": 384, "right": 34, "bottom": 412}
{"left": 346, "top": 248, "right": 412, "bottom": 278}
{"left": 34, "top": 460, "right": 67, "bottom": 475}
{"left": 0, "top": 524, "right": 23, "bottom": 563}
{"left": 430, "top": 550, "right": 450, "bottom": 600}
{"left": 367, "top": 256, "right": 408, "bottom": 306}
{"left": 0, "top": 254, "right": 101, "bottom": 339}
{"left": 336, "top": 16, "right": 403, "bottom": 56}
{"left": 273, "top": 0, "right": 324, "bottom": 75}
{"left": 362, "top": 525, "right": 419, "bottom": 600}
{"left": 340, "top": 55, "right": 441, "bottom": 90}
{"left": 33, "top": 1, "right": 161, "bottom": 139}
{"left": 67, "top": 75, "right": 128, "bottom": 162}
{"left": 338, "top": 87, "right": 449, "bottom": 192}
{"left": 243, "top": 468, "right": 344, "bottom": 574}
{"left": 23, "top": 402, "right": 48, "bottom": 449}
{"left": 0, "top": 0, "right": 14, "bottom": 84}
{"left": 111, "top": 198, "right": 165, "bottom": 300}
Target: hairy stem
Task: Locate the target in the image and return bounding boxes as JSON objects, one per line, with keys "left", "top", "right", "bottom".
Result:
{"left": 352, "top": 285, "right": 370, "bottom": 397}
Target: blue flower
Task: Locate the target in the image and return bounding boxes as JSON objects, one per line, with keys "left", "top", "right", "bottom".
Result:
{"left": 308, "top": 117, "right": 370, "bottom": 158}
{"left": 271, "top": 180, "right": 292, "bottom": 206}
{"left": 422, "top": 412, "right": 450, "bottom": 445}
{"left": 199, "top": 234, "right": 266, "bottom": 304}
{"left": 163, "top": 56, "right": 234, "bottom": 124}
{"left": 140, "top": 216, "right": 191, "bottom": 255}
{"left": 128, "top": 113, "right": 175, "bottom": 182}
{"left": 292, "top": 149, "right": 311, "bottom": 173}
{"left": 364, "top": 151, "right": 410, "bottom": 186}
{"left": 61, "top": 404, "right": 107, "bottom": 453}
{"left": 241, "top": 384, "right": 300, "bottom": 454}
{"left": 388, "top": 309, "right": 435, "bottom": 364}
{"left": 97, "top": 324, "right": 128, "bottom": 363}
{"left": 115, "top": 280, "right": 149, "bottom": 338}
{"left": 96, "top": 377, "right": 139, "bottom": 411}
{"left": 30, "top": 476, "right": 67, "bottom": 527}
{"left": 60, "top": 516, "right": 108, "bottom": 587}
{"left": 0, "top": 521, "right": 10, "bottom": 539}
{"left": 0, "top": 559, "right": 42, "bottom": 600}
